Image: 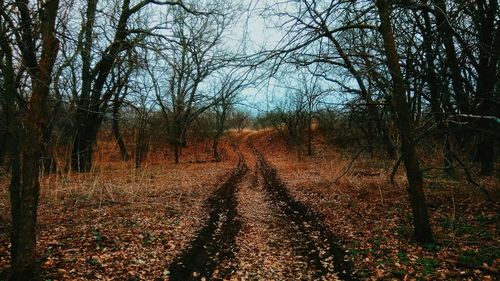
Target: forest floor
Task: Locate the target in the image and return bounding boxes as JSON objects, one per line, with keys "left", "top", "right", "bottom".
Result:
{"left": 0, "top": 129, "right": 498, "bottom": 280}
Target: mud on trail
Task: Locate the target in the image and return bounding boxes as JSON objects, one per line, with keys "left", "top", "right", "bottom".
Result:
{"left": 256, "top": 151, "right": 356, "bottom": 281}
{"left": 167, "top": 158, "right": 247, "bottom": 281}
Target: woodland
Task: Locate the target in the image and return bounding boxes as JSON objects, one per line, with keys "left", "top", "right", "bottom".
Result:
{"left": 0, "top": 0, "right": 498, "bottom": 280}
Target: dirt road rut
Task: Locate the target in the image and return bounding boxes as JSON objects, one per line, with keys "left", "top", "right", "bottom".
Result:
{"left": 168, "top": 158, "right": 247, "bottom": 280}
{"left": 167, "top": 149, "right": 354, "bottom": 280}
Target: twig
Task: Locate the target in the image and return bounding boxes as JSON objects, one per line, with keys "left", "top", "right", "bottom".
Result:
{"left": 334, "top": 145, "right": 367, "bottom": 184}
{"left": 442, "top": 259, "right": 499, "bottom": 275}
{"left": 450, "top": 154, "right": 493, "bottom": 202}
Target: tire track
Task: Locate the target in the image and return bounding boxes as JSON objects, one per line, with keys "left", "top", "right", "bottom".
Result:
{"left": 255, "top": 150, "right": 356, "bottom": 281}
{"left": 235, "top": 162, "right": 309, "bottom": 280}
{"left": 168, "top": 158, "right": 247, "bottom": 280}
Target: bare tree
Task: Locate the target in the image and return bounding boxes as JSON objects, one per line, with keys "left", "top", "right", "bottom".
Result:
{"left": 0, "top": 0, "right": 61, "bottom": 278}
{"left": 70, "top": 0, "right": 202, "bottom": 171}
{"left": 155, "top": 3, "right": 238, "bottom": 163}
{"left": 211, "top": 69, "right": 252, "bottom": 161}
{"left": 259, "top": 0, "right": 441, "bottom": 242}
{"left": 274, "top": 89, "right": 309, "bottom": 160}
{"left": 375, "top": 0, "right": 433, "bottom": 243}
{"left": 227, "top": 110, "right": 251, "bottom": 132}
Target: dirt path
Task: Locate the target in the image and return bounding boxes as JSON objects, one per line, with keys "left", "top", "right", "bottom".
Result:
{"left": 255, "top": 151, "right": 354, "bottom": 280}
{"left": 234, "top": 162, "right": 313, "bottom": 280}
{"left": 167, "top": 158, "right": 247, "bottom": 280}
{"left": 167, "top": 144, "right": 354, "bottom": 280}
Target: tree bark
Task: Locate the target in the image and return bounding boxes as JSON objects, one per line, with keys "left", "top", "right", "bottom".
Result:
{"left": 0, "top": 121, "right": 6, "bottom": 166}
{"left": 3, "top": 1, "right": 60, "bottom": 279}
{"left": 112, "top": 99, "right": 130, "bottom": 161}
{"left": 474, "top": 0, "right": 499, "bottom": 176}
{"left": 135, "top": 113, "right": 147, "bottom": 168}
{"left": 71, "top": 116, "right": 101, "bottom": 172}
{"left": 361, "top": 55, "right": 397, "bottom": 158}
{"left": 375, "top": 0, "right": 434, "bottom": 243}
{"left": 307, "top": 111, "right": 312, "bottom": 156}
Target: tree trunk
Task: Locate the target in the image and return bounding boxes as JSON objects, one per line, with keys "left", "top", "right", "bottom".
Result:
{"left": 212, "top": 136, "right": 221, "bottom": 162}
{"left": 380, "top": 119, "right": 396, "bottom": 159}
{"left": 213, "top": 110, "right": 227, "bottom": 162}
{"left": 474, "top": 0, "right": 499, "bottom": 176}
{"left": 70, "top": 0, "right": 139, "bottom": 172}
{"left": 361, "top": 55, "right": 397, "bottom": 159}
{"left": 307, "top": 104, "right": 313, "bottom": 156}
{"left": 173, "top": 144, "right": 180, "bottom": 164}
{"left": 4, "top": 1, "right": 60, "bottom": 279}
{"left": 71, "top": 130, "right": 94, "bottom": 172}
{"left": 135, "top": 115, "right": 146, "bottom": 168}
{"left": 0, "top": 124, "right": 6, "bottom": 166}
{"left": 71, "top": 116, "right": 101, "bottom": 172}
{"left": 170, "top": 120, "right": 186, "bottom": 164}
{"left": 420, "top": 8, "right": 455, "bottom": 175}
{"left": 376, "top": 0, "right": 434, "bottom": 243}
{"left": 112, "top": 101, "right": 130, "bottom": 161}
{"left": 433, "top": 0, "right": 469, "bottom": 114}
{"left": 9, "top": 141, "right": 41, "bottom": 281}
{"left": 212, "top": 125, "right": 222, "bottom": 162}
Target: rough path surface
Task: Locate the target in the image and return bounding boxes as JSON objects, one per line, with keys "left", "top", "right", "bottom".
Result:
{"left": 234, "top": 162, "right": 312, "bottom": 280}
{"left": 255, "top": 151, "right": 353, "bottom": 280}
{"left": 167, "top": 143, "right": 354, "bottom": 280}
{"left": 167, "top": 158, "right": 247, "bottom": 281}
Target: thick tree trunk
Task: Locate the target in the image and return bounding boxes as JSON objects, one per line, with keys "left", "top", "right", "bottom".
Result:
{"left": 475, "top": 0, "right": 499, "bottom": 176}
{"left": 0, "top": 125, "right": 6, "bottom": 166}
{"left": 70, "top": 0, "right": 139, "bottom": 171}
{"left": 9, "top": 142, "right": 41, "bottom": 281}
{"left": 376, "top": 0, "right": 434, "bottom": 243}
{"left": 71, "top": 134, "right": 94, "bottom": 172}
{"left": 4, "top": 1, "right": 60, "bottom": 279}
{"left": 71, "top": 116, "right": 101, "bottom": 172}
